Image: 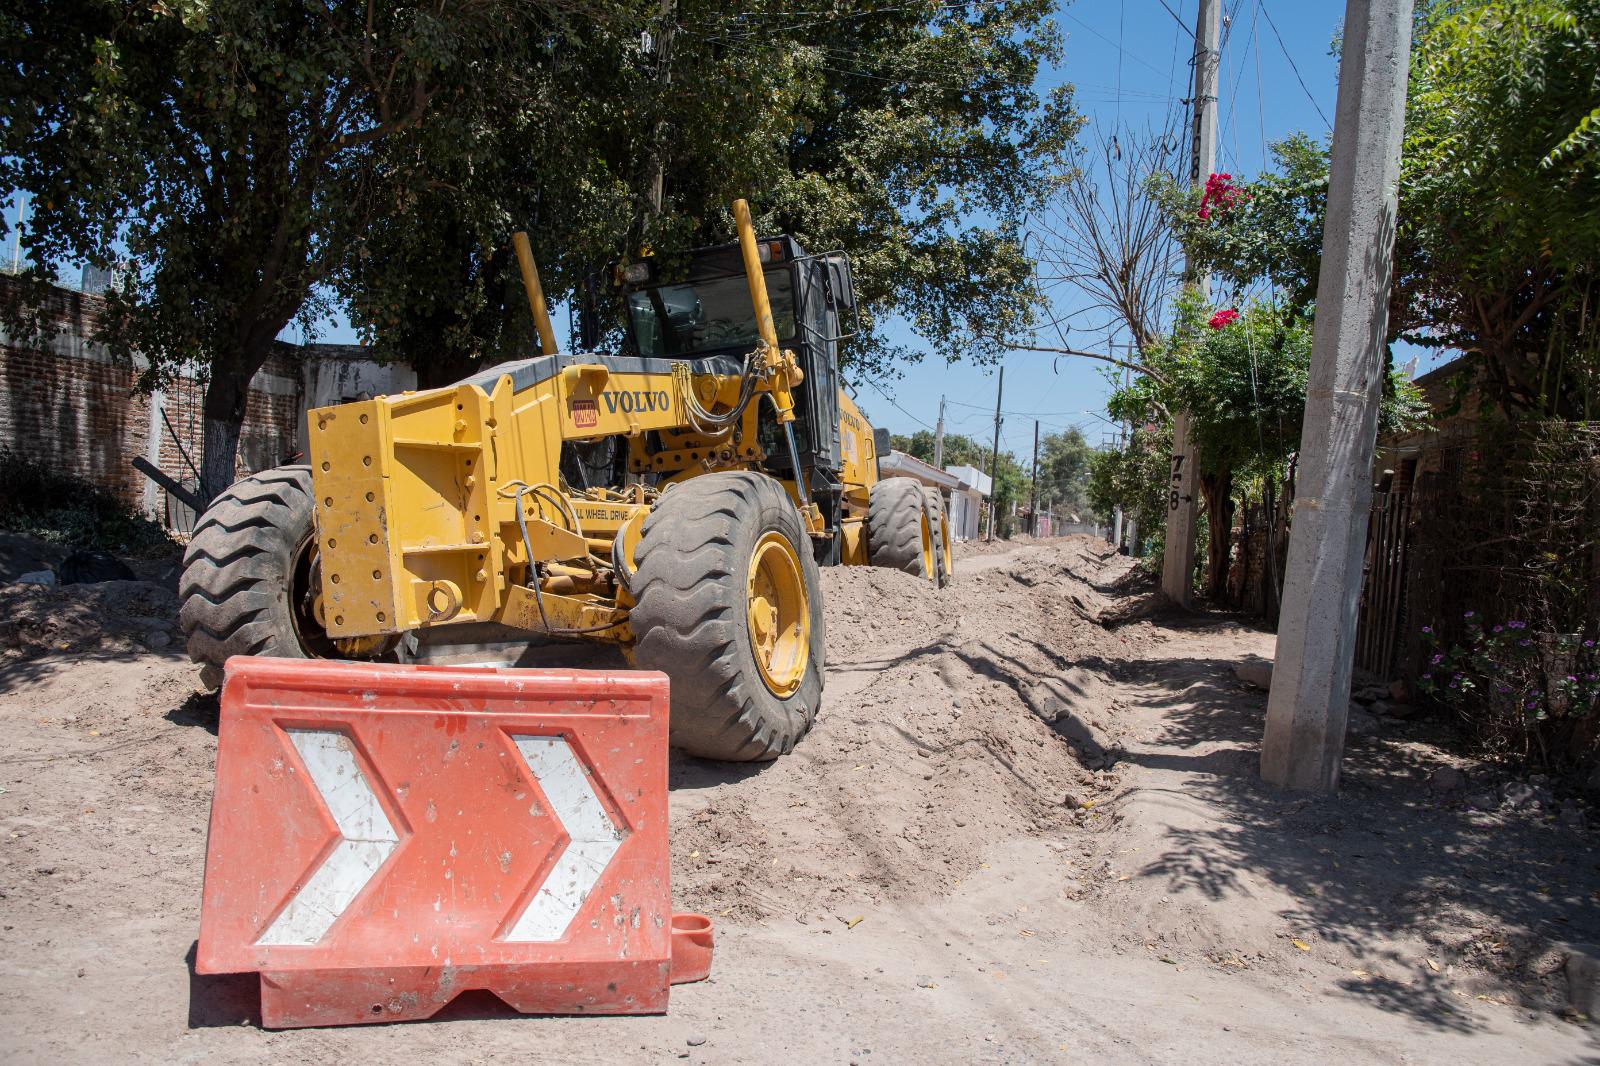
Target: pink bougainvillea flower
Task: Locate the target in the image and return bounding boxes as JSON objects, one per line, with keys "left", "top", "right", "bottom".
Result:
{"left": 1207, "top": 308, "right": 1240, "bottom": 330}
{"left": 1197, "top": 172, "right": 1244, "bottom": 220}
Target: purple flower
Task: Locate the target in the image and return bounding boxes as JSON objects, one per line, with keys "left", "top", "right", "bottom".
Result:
{"left": 1492, "top": 625, "right": 1504, "bottom": 634}
{"left": 1519, "top": 639, "right": 1532, "bottom": 648}
{"left": 1508, "top": 621, "right": 1526, "bottom": 630}
{"left": 1525, "top": 699, "right": 1538, "bottom": 709}
{"left": 1567, "top": 675, "right": 1579, "bottom": 683}
{"left": 1430, "top": 653, "right": 1444, "bottom": 665}
{"left": 1421, "top": 626, "right": 1434, "bottom": 635}
{"left": 1584, "top": 640, "right": 1595, "bottom": 649}
{"left": 1464, "top": 611, "right": 1476, "bottom": 619}
{"left": 1421, "top": 672, "right": 1433, "bottom": 681}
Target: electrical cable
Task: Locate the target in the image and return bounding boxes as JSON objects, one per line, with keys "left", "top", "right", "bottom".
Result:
{"left": 504, "top": 482, "right": 626, "bottom": 636}
{"left": 1260, "top": 2, "right": 1331, "bottom": 128}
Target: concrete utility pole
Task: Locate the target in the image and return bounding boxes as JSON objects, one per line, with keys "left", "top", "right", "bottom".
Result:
{"left": 986, "top": 366, "right": 1004, "bottom": 542}
{"left": 1160, "top": 0, "right": 1221, "bottom": 608}
{"left": 1261, "top": 0, "right": 1414, "bottom": 793}
{"left": 1029, "top": 421, "right": 1040, "bottom": 536}
{"left": 934, "top": 395, "right": 946, "bottom": 469}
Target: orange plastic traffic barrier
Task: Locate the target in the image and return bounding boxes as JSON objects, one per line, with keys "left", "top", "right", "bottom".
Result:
{"left": 195, "top": 657, "right": 711, "bottom": 1028}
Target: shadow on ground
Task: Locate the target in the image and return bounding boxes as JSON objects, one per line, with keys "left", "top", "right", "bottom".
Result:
{"left": 1115, "top": 639, "right": 1600, "bottom": 1034}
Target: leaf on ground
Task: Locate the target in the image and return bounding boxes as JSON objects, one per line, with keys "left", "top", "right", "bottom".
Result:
{"left": 1426, "top": 958, "right": 1441, "bottom": 972}
{"left": 844, "top": 915, "right": 864, "bottom": 929}
{"left": 1291, "top": 939, "right": 1311, "bottom": 952}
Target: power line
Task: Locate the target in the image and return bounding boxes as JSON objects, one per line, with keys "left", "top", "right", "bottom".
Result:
{"left": 862, "top": 378, "right": 935, "bottom": 431}
{"left": 1260, "top": 2, "right": 1332, "bottom": 128}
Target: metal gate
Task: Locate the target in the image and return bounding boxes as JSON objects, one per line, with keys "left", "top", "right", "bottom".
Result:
{"left": 1355, "top": 489, "right": 1413, "bottom": 679}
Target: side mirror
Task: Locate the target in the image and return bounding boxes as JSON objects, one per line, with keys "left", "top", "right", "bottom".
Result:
{"left": 823, "top": 255, "right": 856, "bottom": 311}
{"left": 873, "top": 427, "right": 891, "bottom": 458}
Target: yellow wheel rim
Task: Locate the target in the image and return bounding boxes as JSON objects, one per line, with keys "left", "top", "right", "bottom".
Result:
{"left": 938, "top": 511, "right": 953, "bottom": 579}
{"left": 919, "top": 513, "right": 934, "bottom": 581}
{"left": 747, "top": 531, "right": 810, "bottom": 698}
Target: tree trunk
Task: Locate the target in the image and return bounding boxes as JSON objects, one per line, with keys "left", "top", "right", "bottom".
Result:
{"left": 199, "top": 333, "right": 279, "bottom": 505}
{"left": 200, "top": 367, "right": 251, "bottom": 505}
{"left": 1199, "top": 468, "right": 1234, "bottom": 600}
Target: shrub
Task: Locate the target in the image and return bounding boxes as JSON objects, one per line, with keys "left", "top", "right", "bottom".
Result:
{"left": 0, "top": 447, "right": 177, "bottom": 557}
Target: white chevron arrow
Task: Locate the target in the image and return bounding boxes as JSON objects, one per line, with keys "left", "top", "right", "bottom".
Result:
{"left": 505, "top": 735, "right": 625, "bottom": 942}
{"left": 257, "top": 728, "right": 400, "bottom": 946}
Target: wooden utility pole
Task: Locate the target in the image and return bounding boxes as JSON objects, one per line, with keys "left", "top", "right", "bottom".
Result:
{"left": 1029, "top": 420, "right": 1040, "bottom": 536}
{"left": 1261, "top": 0, "right": 1414, "bottom": 793}
{"left": 934, "top": 395, "right": 946, "bottom": 469}
{"left": 1160, "top": 0, "right": 1220, "bottom": 607}
{"left": 986, "top": 366, "right": 1004, "bottom": 542}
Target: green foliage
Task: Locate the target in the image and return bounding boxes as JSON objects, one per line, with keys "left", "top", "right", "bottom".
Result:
{"left": 1420, "top": 616, "right": 1600, "bottom": 763}
{"left": 0, "top": 0, "right": 594, "bottom": 492}
{"left": 0, "top": 447, "right": 176, "bottom": 556}
{"left": 1161, "top": 0, "right": 1600, "bottom": 419}
{"left": 1399, "top": 0, "right": 1600, "bottom": 416}
{"left": 891, "top": 422, "right": 1097, "bottom": 536}
{"left": 343, "top": 1, "right": 1080, "bottom": 383}
{"left": 1034, "top": 427, "right": 1097, "bottom": 520}
{"left": 1155, "top": 136, "right": 1328, "bottom": 316}
{"left": 1087, "top": 424, "right": 1169, "bottom": 554}
{"left": 1108, "top": 295, "right": 1428, "bottom": 482}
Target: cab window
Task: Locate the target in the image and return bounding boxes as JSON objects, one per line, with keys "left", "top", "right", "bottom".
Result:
{"left": 626, "top": 270, "right": 795, "bottom": 357}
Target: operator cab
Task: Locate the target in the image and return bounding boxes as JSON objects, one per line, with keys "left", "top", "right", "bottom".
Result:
{"left": 583, "top": 236, "right": 858, "bottom": 523}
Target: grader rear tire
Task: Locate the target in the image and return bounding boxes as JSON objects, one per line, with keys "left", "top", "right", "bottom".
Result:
{"left": 178, "top": 465, "right": 389, "bottom": 686}
{"left": 867, "top": 476, "right": 935, "bottom": 581}
{"left": 629, "top": 472, "right": 826, "bottom": 761}
{"left": 923, "top": 487, "right": 955, "bottom": 587}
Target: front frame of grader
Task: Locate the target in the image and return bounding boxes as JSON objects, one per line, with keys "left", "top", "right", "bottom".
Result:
{"left": 306, "top": 200, "right": 885, "bottom": 649}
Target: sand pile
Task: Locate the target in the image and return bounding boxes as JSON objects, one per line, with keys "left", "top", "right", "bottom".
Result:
{"left": 668, "top": 536, "right": 1151, "bottom": 921}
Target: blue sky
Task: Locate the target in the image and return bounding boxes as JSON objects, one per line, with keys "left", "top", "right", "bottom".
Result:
{"left": 862, "top": 0, "right": 1352, "bottom": 458}
{"left": 4, "top": 1, "right": 1357, "bottom": 462}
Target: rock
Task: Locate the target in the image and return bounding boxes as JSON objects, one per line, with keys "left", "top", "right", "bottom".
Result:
{"left": 142, "top": 630, "right": 172, "bottom": 650}
{"left": 1235, "top": 658, "right": 1273, "bottom": 690}
{"left": 1466, "top": 792, "right": 1499, "bottom": 812}
{"left": 1368, "top": 699, "right": 1392, "bottom": 716}
{"left": 1428, "top": 766, "right": 1467, "bottom": 793}
{"left": 1388, "top": 679, "right": 1409, "bottom": 703}
{"left": 687, "top": 1035, "right": 707, "bottom": 1047}
{"left": 1567, "top": 944, "right": 1600, "bottom": 1019}
{"left": 1559, "top": 801, "right": 1587, "bottom": 829}
{"left": 16, "top": 570, "right": 56, "bottom": 586}
{"left": 1346, "top": 707, "right": 1380, "bottom": 737}
{"left": 58, "top": 550, "right": 136, "bottom": 585}
{"left": 1501, "top": 781, "right": 1538, "bottom": 810}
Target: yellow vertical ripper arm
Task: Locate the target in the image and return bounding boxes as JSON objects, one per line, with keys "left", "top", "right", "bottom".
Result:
{"left": 512, "top": 231, "right": 560, "bottom": 358}
{"left": 731, "top": 199, "right": 818, "bottom": 529}
{"left": 731, "top": 199, "right": 804, "bottom": 422}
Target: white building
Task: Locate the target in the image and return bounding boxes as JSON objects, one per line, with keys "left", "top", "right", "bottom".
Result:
{"left": 942, "top": 464, "right": 991, "bottom": 541}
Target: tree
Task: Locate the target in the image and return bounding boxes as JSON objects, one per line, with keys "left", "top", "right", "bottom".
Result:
{"left": 1088, "top": 423, "right": 1168, "bottom": 554}
{"left": 1106, "top": 298, "right": 1426, "bottom": 597}
{"left": 1162, "top": 0, "right": 1600, "bottom": 420}
{"left": 1028, "top": 120, "right": 1185, "bottom": 357}
{"left": 1034, "top": 427, "right": 1097, "bottom": 521}
{"left": 341, "top": 1, "right": 1082, "bottom": 384}
{"left": 1, "top": 0, "right": 601, "bottom": 499}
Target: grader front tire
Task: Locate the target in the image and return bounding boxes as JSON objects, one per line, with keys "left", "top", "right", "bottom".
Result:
{"left": 867, "top": 476, "right": 935, "bottom": 581}
{"left": 629, "top": 472, "right": 826, "bottom": 761}
{"left": 178, "top": 465, "right": 389, "bottom": 686}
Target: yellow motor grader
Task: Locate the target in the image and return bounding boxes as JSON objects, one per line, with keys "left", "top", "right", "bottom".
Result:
{"left": 179, "top": 200, "right": 953, "bottom": 760}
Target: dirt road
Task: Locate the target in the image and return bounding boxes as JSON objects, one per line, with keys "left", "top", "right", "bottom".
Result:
{"left": 1, "top": 538, "right": 1594, "bottom": 1063}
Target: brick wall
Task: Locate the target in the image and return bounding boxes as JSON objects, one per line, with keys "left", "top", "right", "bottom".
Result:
{"left": 0, "top": 278, "right": 409, "bottom": 526}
